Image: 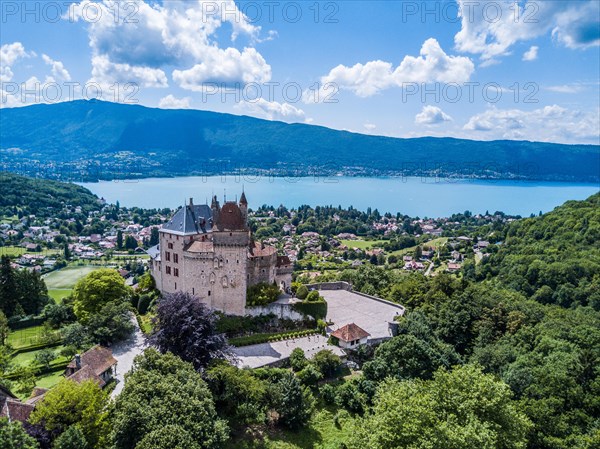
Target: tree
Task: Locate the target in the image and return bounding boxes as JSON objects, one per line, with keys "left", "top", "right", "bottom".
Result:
{"left": 124, "top": 235, "right": 138, "bottom": 250}
{"left": 34, "top": 349, "right": 56, "bottom": 369}
{"left": 149, "top": 227, "right": 159, "bottom": 246}
{"left": 29, "top": 379, "right": 110, "bottom": 448}
{"left": 116, "top": 230, "right": 123, "bottom": 250}
{"left": 72, "top": 269, "right": 131, "bottom": 321}
{"left": 0, "top": 310, "right": 9, "bottom": 345}
{"left": 52, "top": 426, "right": 87, "bottom": 449}
{"left": 350, "top": 365, "right": 530, "bottom": 449}
{"left": 289, "top": 347, "right": 308, "bottom": 372}
{"left": 43, "top": 303, "right": 75, "bottom": 329}
{"left": 149, "top": 292, "right": 232, "bottom": 371}
{"left": 0, "top": 255, "right": 18, "bottom": 317}
{"left": 0, "top": 417, "right": 40, "bottom": 449}
{"left": 205, "top": 362, "right": 267, "bottom": 427}
{"left": 311, "top": 350, "right": 341, "bottom": 378}
{"left": 135, "top": 426, "right": 200, "bottom": 449}
{"left": 86, "top": 301, "right": 134, "bottom": 345}
{"left": 112, "top": 349, "right": 228, "bottom": 449}
{"left": 270, "top": 372, "right": 314, "bottom": 430}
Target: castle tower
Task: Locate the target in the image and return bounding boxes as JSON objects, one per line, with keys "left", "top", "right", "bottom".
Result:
{"left": 239, "top": 191, "right": 248, "bottom": 224}
{"left": 211, "top": 195, "right": 220, "bottom": 225}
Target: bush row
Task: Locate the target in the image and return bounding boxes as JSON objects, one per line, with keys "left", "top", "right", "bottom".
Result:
{"left": 229, "top": 329, "right": 318, "bottom": 347}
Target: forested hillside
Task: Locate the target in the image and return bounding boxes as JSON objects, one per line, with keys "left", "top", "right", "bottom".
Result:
{"left": 476, "top": 192, "right": 600, "bottom": 308}
{"left": 0, "top": 172, "right": 101, "bottom": 217}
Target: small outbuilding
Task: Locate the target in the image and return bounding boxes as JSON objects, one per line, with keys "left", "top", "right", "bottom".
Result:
{"left": 331, "top": 323, "right": 370, "bottom": 349}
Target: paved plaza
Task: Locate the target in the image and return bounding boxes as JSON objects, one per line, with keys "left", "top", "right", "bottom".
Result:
{"left": 235, "top": 289, "right": 404, "bottom": 368}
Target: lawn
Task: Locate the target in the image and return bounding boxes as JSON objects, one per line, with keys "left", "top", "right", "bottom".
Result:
{"left": 389, "top": 237, "right": 449, "bottom": 258}
{"left": 48, "top": 289, "right": 72, "bottom": 303}
{"left": 10, "top": 346, "right": 67, "bottom": 367}
{"left": 43, "top": 265, "right": 101, "bottom": 289}
{"left": 340, "top": 239, "right": 386, "bottom": 250}
{"left": 226, "top": 407, "right": 357, "bottom": 449}
{"left": 35, "top": 369, "right": 65, "bottom": 390}
{"left": 6, "top": 325, "right": 47, "bottom": 348}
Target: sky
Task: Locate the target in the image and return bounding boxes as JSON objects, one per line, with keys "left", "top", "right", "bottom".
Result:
{"left": 1, "top": 0, "right": 599, "bottom": 144}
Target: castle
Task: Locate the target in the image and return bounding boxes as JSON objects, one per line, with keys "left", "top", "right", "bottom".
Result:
{"left": 148, "top": 193, "right": 292, "bottom": 315}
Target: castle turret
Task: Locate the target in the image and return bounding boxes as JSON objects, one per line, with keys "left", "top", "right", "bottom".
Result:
{"left": 211, "top": 195, "right": 220, "bottom": 224}
{"left": 239, "top": 191, "right": 248, "bottom": 224}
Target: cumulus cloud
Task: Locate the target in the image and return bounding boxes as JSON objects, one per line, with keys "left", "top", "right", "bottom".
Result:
{"left": 235, "top": 98, "right": 308, "bottom": 123}
{"left": 91, "top": 55, "right": 168, "bottom": 88}
{"left": 311, "top": 39, "right": 474, "bottom": 99}
{"left": 42, "top": 54, "right": 72, "bottom": 81}
{"left": 415, "top": 105, "right": 453, "bottom": 125}
{"left": 158, "top": 95, "right": 191, "bottom": 109}
{"left": 522, "top": 46, "right": 538, "bottom": 61}
{"left": 66, "top": 0, "right": 271, "bottom": 89}
{"left": 0, "top": 42, "right": 33, "bottom": 82}
{"left": 172, "top": 47, "right": 271, "bottom": 89}
{"left": 454, "top": 0, "right": 599, "bottom": 63}
{"left": 463, "top": 105, "right": 600, "bottom": 144}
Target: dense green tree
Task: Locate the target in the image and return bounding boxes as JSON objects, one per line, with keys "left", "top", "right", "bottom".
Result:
{"left": 205, "top": 362, "right": 267, "bottom": 427}
{"left": 311, "top": 350, "right": 341, "bottom": 378}
{"left": 0, "top": 310, "right": 8, "bottom": 345}
{"left": 351, "top": 365, "right": 530, "bottom": 449}
{"left": 29, "top": 379, "right": 110, "bottom": 448}
{"left": 72, "top": 269, "right": 131, "bottom": 321}
{"left": 270, "top": 372, "right": 314, "bottom": 430}
{"left": 86, "top": 301, "right": 134, "bottom": 345}
{"left": 112, "top": 349, "right": 228, "bottom": 449}
{"left": 0, "top": 417, "right": 40, "bottom": 449}
{"left": 0, "top": 255, "right": 18, "bottom": 317}
{"left": 52, "top": 426, "right": 88, "bottom": 449}
{"left": 289, "top": 347, "right": 308, "bottom": 372}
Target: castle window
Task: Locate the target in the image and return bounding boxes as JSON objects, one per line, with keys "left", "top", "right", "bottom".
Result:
{"left": 176, "top": 236, "right": 179, "bottom": 240}
{"left": 166, "top": 266, "right": 171, "bottom": 275}
{"left": 174, "top": 254, "right": 179, "bottom": 264}
{"left": 165, "top": 252, "right": 171, "bottom": 262}
{"left": 174, "top": 268, "right": 179, "bottom": 277}
{"left": 192, "top": 288, "right": 195, "bottom": 295}
{"left": 175, "top": 282, "right": 177, "bottom": 289}
{"left": 229, "top": 233, "right": 232, "bottom": 236}
{"left": 208, "top": 290, "right": 211, "bottom": 296}
{"left": 168, "top": 242, "right": 173, "bottom": 249}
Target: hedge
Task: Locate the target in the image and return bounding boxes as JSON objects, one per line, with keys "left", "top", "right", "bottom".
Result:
{"left": 8, "top": 316, "right": 46, "bottom": 330}
{"left": 293, "top": 301, "right": 328, "bottom": 320}
{"left": 229, "top": 329, "right": 319, "bottom": 347}
{"left": 4, "top": 360, "right": 70, "bottom": 380}
{"left": 9, "top": 340, "right": 64, "bottom": 357}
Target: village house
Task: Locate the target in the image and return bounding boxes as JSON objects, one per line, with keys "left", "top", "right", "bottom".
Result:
{"left": 331, "top": 323, "right": 371, "bottom": 349}
{"left": 64, "top": 345, "right": 118, "bottom": 388}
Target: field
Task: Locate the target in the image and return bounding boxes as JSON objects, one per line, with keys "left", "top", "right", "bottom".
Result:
{"left": 6, "top": 325, "right": 48, "bottom": 348}
{"left": 340, "top": 239, "right": 386, "bottom": 250}
{"left": 48, "top": 289, "right": 72, "bottom": 303}
{"left": 0, "top": 246, "right": 61, "bottom": 257}
{"left": 43, "top": 265, "right": 101, "bottom": 289}
{"left": 389, "top": 237, "right": 449, "bottom": 258}
{"left": 35, "top": 370, "right": 65, "bottom": 390}
{"left": 226, "top": 407, "right": 356, "bottom": 449}
{"left": 10, "top": 346, "right": 67, "bottom": 367}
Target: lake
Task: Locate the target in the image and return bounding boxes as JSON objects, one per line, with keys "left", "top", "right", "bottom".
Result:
{"left": 78, "top": 176, "right": 599, "bottom": 218}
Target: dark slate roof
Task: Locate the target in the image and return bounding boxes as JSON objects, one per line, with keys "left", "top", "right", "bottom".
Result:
{"left": 147, "top": 244, "right": 160, "bottom": 260}
{"left": 162, "top": 204, "right": 213, "bottom": 235}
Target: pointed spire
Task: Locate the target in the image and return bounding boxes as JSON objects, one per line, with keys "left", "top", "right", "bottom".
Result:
{"left": 240, "top": 190, "right": 248, "bottom": 205}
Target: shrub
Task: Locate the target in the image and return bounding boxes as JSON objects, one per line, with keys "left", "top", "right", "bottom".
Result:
{"left": 290, "top": 348, "right": 308, "bottom": 372}
{"left": 137, "top": 294, "right": 152, "bottom": 315}
{"left": 246, "top": 283, "right": 281, "bottom": 307}
{"left": 296, "top": 285, "right": 309, "bottom": 300}
{"left": 306, "top": 291, "right": 322, "bottom": 302}
{"left": 311, "top": 350, "right": 341, "bottom": 378}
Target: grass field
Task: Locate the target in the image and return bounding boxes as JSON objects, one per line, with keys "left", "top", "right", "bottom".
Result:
{"left": 35, "top": 370, "right": 65, "bottom": 390}
{"left": 6, "top": 325, "right": 47, "bottom": 348}
{"left": 227, "top": 406, "right": 357, "bottom": 449}
{"left": 340, "top": 239, "right": 386, "bottom": 250}
{"left": 48, "top": 289, "right": 73, "bottom": 303}
{"left": 0, "top": 246, "right": 61, "bottom": 258}
{"left": 43, "top": 265, "right": 101, "bottom": 289}
{"left": 389, "top": 237, "right": 449, "bottom": 258}
{"left": 11, "top": 346, "right": 67, "bottom": 367}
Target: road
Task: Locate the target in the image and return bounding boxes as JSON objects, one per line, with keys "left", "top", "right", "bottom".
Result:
{"left": 110, "top": 315, "right": 147, "bottom": 397}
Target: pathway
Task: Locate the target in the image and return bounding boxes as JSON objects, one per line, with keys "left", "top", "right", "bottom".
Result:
{"left": 110, "top": 315, "right": 147, "bottom": 397}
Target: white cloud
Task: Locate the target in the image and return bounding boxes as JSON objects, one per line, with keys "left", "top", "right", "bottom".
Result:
{"left": 364, "top": 123, "right": 377, "bottom": 132}
{"left": 312, "top": 39, "right": 474, "bottom": 99}
{"left": 522, "top": 46, "right": 538, "bottom": 61}
{"left": 235, "top": 98, "right": 308, "bottom": 123}
{"left": 42, "top": 54, "right": 71, "bottom": 81}
{"left": 158, "top": 94, "right": 191, "bottom": 109}
{"left": 91, "top": 55, "right": 168, "bottom": 88}
{"left": 172, "top": 47, "right": 271, "bottom": 89}
{"left": 463, "top": 105, "right": 600, "bottom": 144}
{"left": 454, "top": 0, "right": 599, "bottom": 63}
{"left": 0, "top": 42, "right": 33, "bottom": 82}
{"left": 415, "top": 105, "right": 453, "bottom": 125}
{"left": 66, "top": 0, "right": 271, "bottom": 89}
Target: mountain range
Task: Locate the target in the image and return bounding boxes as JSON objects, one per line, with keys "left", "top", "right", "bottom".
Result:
{"left": 0, "top": 100, "right": 598, "bottom": 182}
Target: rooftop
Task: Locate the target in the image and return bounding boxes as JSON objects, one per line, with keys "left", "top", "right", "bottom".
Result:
{"left": 331, "top": 323, "right": 370, "bottom": 342}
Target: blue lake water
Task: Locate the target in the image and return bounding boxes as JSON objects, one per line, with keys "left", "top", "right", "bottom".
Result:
{"left": 78, "top": 176, "right": 599, "bottom": 218}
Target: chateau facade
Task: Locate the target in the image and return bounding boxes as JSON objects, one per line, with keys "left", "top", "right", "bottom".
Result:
{"left": 148, "top": 193, "right": 292, "bottom": 315}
